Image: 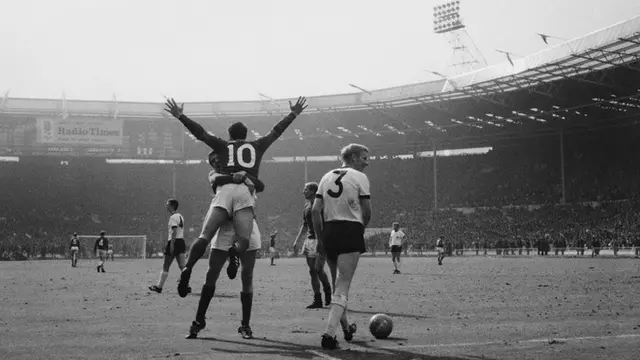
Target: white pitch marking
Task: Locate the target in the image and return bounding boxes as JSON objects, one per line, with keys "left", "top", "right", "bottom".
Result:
{"left": 379, "top": 333, "right": 640, "bottom": 350}
{"left": 307, "top": 349, "right": 344, "bottom": 360}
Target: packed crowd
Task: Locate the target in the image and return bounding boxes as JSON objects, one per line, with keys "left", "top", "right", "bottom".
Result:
{"left": 1, "top": 129, "right": 640, "bottom": 259}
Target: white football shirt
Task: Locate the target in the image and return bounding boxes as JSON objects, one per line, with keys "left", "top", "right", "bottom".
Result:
{"left": 316, "top": 167, "right": 370, "bottom": 224}
{"left": 389, "top": 230, "right": 405, "bottom": 246}
{"left": 168, "top": 213, "right": 185, "bottom": 240}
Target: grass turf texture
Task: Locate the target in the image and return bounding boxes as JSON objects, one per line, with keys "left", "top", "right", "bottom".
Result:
{"left": 1, "top": 257, "right": 639, "bottom": 360}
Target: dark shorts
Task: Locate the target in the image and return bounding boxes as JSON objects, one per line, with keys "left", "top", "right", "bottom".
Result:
{"left": 164, "top": 239, "right": 186, "bottom": 256}
{"left": 322, "top": 221, "right": 366, "bottom": 262}
{"left": 391, "top": 245, "right": 402, "bottom": 253}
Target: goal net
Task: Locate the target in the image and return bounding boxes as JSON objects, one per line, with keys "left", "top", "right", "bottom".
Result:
{"left": 77, "top": 235, "right": 147, "bottom": 259}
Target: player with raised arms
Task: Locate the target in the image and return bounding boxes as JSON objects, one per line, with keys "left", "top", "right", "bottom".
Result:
{"left": 94, "top": 231, "right": 109, "bottom": 273}
{"left": 185, "top": 152, "right": 262, "bottom": 340}
{"left": 149, "top": 198, "right": 187, "bottom": 294}
{"left": 389, "top": 222, "right": 406, "bottom": 274}
{"left": 312, "top": 144, "right": 371, "bottom": 350}
{"left": 69, "top": 232, "right": 80, "bottom": 267}
{"left": 293, "top": 182, "right": 332, "bottom": 309}
{"left": 164, "top": 96, "right": 307, "bottom": 298}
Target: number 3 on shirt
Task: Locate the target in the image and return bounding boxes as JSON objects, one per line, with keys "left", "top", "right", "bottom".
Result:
{"left": 227, "top": 143, "right": 256, "bottom": 168}
{"left": 327, "top": 170, "right": 347, "bottom": 198}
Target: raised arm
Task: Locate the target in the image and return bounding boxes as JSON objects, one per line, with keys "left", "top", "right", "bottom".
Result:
{"left": 164, "top": 98, "right": 227, "bottom": 152}
{"left": 255, "top": 97, "right": 308, "bottom": 150}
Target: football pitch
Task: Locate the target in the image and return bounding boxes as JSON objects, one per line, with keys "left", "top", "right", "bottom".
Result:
{"left": 1, "top": 256, "right": 639, "bottom": 360}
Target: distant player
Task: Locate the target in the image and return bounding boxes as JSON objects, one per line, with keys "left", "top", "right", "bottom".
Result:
{"left": 149, "top": 199, "right": 187, "bottom": 294}
{"left": 164, "top": 96, "right": 307, "bottom": 297}
{"left": 107, "top": 243, "right": 114, "bottom": 261}
{"left": 389, "top": 222, "right": 406, "bottom": 274}
{"left": 269, "top": 230, "right": 278, "bottom": 266}
{"left": 312, "top": 144, "right": 371, "bottom": 350}
{"left": 186, "top": 156, "right": 262, "bottom": 340}
{"left": 69, "top": 232, "right": 80, "bottom": 267}
{"left": 94, "top": 231, "right": 109, "bottom": 273}
{"left": 293, "top": 182, "right": 332, "bottom": 308}
{"left": 436, "top": 236, "right": 445, "bottom": 266}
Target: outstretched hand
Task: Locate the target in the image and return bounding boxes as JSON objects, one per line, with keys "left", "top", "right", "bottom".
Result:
{"left": 289, "top": 96, "right": 308, "bottom": 115}
{"left": 164, "top": 98, "right": 184, "bottom": 119}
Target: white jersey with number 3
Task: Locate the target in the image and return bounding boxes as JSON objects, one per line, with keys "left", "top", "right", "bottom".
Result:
{"left": 168, "top": 213, "right": 185, "bottom": 240}
{"left": 316, "top": 167, "right": 370, "bottom": 225}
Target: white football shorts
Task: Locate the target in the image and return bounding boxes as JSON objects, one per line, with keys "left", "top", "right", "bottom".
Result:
{"left": 211, "top": 219, "right": 261, "bottom": 251}
{"left": 302, "top": 238, "right": 318, "bottom": 258}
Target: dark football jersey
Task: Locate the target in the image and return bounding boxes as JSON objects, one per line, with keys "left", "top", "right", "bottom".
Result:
{"left": 303, "top": 202, "right": 316, "bottom": 239}
{"left": 179, "top": 112, "right": 297, "bottom": 181}
{"left": 94, "top": 237, "right": 109, "bottom": 251}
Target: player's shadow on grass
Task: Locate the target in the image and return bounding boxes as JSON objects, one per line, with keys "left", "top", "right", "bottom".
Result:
{"left": 350, "top": 339, "right": 498, "bottom": 360}
{"left": 349, "top": 308, "right": 432, "bottom": 320}
{"left": 199, "top": 336, "right": 316, "bottom": 359}
{"left": 190, "top": 292, "right": 236, "bottom": 298}
{"left": 200, "top": 336, "right": 482, "bottom": 360}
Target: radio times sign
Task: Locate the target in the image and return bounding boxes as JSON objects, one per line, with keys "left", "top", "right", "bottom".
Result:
{"left": 37, "top": 117, "right": 123, "bottom": 146}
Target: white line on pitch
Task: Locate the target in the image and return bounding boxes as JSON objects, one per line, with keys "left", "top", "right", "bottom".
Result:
{"left": 379, "top": 333, "right": 640, "bottom": 350}
{"left": 307, "top": 349, "right": 343, "bottom": 360}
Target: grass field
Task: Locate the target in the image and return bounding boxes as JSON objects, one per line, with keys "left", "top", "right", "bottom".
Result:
{"left": 1, "top": 256, "right": 639, "bottom": 360}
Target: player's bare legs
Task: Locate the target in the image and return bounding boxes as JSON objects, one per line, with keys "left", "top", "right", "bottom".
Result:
{"left": 391, "top": 250, "right": 401, "bottom": 274}
{"left": 227, "top": 207, "right": 254, "bottom": 280}
{"left": 178, "top": 206, "right": 229, "bottom": 297}
{"left": 306, "top": 255, "right": 331, "bottom": 308}
{"left": 324, "top": 254, "right": 356, "bottom": 345}
{"left": 149, "top": 254, "right": 175, "bottom": 293}
{"left": 238, "top": 249, "right": 257, "bottom": 339}
{"left": 187, "top": 249, "right": 228, "bottom": 339}
{"left": 96, "top": 251, "right": 106, "bottom": 273}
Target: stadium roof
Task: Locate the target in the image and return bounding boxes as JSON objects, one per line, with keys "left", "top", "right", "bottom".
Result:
{"left": 1, "top": 16, "right": 640, "bottom": 156}
{"left": 1, "top": 16, "right": 639, "bottom": 118}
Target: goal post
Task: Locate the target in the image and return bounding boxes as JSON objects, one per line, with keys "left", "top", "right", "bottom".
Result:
{"left": 77, "top": 235, "right": 147, "bottom": 259}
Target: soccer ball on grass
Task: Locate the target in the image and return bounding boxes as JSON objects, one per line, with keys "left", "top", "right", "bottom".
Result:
{"left": 369, "top": 313, "right": 393, "bottom": 339}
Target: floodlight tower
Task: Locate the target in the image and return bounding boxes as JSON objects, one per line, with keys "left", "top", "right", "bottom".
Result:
{"left": 433, "top": 0, "right": 487, "bottom": 75}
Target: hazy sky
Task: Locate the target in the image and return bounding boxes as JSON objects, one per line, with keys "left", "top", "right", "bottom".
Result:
{"left": 1, "top": 0, "right": 638, "bottom": 102}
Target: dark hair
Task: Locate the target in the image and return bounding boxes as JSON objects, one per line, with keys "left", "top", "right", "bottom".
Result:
{"left": 167, "top": 198, "right": 179, "bottom": 210}
{"left": 228, "top": 122, "right": 248, "bottom": 140}
{"left": 100, "top": 231, "right": 106, "bottom": 235}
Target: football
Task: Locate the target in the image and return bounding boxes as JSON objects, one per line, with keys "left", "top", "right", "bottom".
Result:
{"left": 369, "top": 313, "right": 393, "bottom": 339}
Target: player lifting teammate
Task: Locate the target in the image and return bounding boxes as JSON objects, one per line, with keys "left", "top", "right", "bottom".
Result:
{"left": 312, "top": 144, "right": 371, "bottom": 350}
{"left": 149, "top": 199, "right": 187, "bottom": 294}
{"left": 164, "top": 96, "right": 307, "bottom": 298}
{"left": 389, "top": 222, "right": 406, "bottom": 274}
{"left": 69, "top": 232, "right": 80, "bottom": 267}
{"left": 94, "top": 231, "right": 109, "bottom": 273}
{"left": 186, "top": 152, "right": 262, "bottom": 340}
{"left": 293, "top": 182, "right": 332, "bottom": 308}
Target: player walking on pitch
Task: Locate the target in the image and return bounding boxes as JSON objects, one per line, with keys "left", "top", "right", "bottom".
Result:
{"left": 312, "top": 144, "right": 371, "bottom": 350}
{"left": 69, "top": 232, "right": 81, "bottom": 267}
{"left": 389, "top": 222, "right": 406, "bottom": 274}
{"left": 164, "top": 96, "right": 307, "bottom": 298}
{"left": 107, "top": 243, "right": 114, "bottom": 261}
{"left": 149, "top": 199, "right": 187, "bottom": 294}
{"left": 94, "top": 231, "right": 109, "bottom": 273}
{"left": 293, "top": 182, "right": 332, "bottom": 308}
{"left": 436, "top": 236, "right": 445, "bottom": 265}
{"left": 186, "top": 154, "right": 262, "bottom": 340}
{"left": 269, "top": 230, "right": 278, "bottom": 266}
